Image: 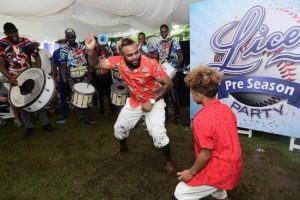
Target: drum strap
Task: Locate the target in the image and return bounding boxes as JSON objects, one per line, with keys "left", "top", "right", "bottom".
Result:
{"left": 166, "top": 40, "right": 174, "bottom": 63}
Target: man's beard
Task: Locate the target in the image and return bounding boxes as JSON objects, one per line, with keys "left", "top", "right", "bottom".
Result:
{"left": 124, "top": 56, "right": 141, "bottom": 69}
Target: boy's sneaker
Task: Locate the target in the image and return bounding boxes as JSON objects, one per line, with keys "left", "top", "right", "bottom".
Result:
{"left": 42, "top": 124, "right": 55, "bottom": 132}
{"left": 13, "top": 118, "right": 23, "bottom": 127}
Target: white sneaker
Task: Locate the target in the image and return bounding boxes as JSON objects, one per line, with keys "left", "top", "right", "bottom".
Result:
{"left": 13, "top": 118, "right": 23, "bottom": 127}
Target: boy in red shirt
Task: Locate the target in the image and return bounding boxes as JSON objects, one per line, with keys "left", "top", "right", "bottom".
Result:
{"left": 175, "top": 66, "right": 242, "bottom": 200}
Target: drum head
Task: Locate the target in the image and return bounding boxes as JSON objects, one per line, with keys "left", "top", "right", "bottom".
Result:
{"left": 147, "top": 35, "right": 160, "bottom": 47}
{"left": 73, "top": 83, "right": 95, "bottom": 94}
{"left": 9, "top": 68, "right": 45, "bottom": 108}
{"left": 111, "top": 83, "right": 129, "bottom": 95}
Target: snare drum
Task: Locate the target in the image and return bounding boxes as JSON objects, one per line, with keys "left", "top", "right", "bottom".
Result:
{"left": 111, "top": 83, "right": 129, "bottom": 106}
{"left": 9, "top": 68, "right": 55, "bottom": 112}
{"left": 162, "top": 62, "right": 177, "bottom": 79}
{"left": 71, "top": 83, "right": 95, "bottom": 108}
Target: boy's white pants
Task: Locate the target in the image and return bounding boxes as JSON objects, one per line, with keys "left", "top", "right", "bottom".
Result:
{"left": 114, "top": 99, "right": 169, "bottom": 148}
{"left": 174, "top": 182, "right": 227, "bottom": 200}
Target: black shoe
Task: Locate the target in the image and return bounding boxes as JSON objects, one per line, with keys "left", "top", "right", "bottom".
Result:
{"left": 24, "top": 128, "right": 34, "bottom": 137}
{"left": 87, "top": 119, "right": 96, "bottom": 125}
{"left": 56, "top": 116, "right": 67, "bottom": 124}
{"left": 183, "top": 121, "right": 190, "bottom": 126}
{"left": 80, "top": 119, "right": 89, "bottom": 126}
{"left": 42, "top": 124, "right": 55, "bottom": 132}
{"left": 175, "top": 118, "right": 181, "bottom": 124}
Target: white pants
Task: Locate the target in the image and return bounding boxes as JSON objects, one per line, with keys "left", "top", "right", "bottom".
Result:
{"left": 174, "top": 182, "right": 227, "bottom": 200}
{"left": 114, "top": 99, "right": 169, "bottom": 148}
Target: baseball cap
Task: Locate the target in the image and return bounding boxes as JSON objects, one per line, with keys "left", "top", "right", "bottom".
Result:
{"left": 110, "top": 43, "right": 117, "bottom": 50}
{"left": 65, "top": 28, "right": 76, "bottom": 38}
{"left": 3, "top": 22, "right": 18, "bottom": 34}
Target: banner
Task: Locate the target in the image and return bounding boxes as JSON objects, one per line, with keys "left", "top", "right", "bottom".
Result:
{"left": 190, "top": 0, "right": 300, "bottom": 138}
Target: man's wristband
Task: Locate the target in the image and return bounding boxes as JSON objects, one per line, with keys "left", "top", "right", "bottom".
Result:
{"left": 149, "top": 98, "right": 156, "bottom": 105}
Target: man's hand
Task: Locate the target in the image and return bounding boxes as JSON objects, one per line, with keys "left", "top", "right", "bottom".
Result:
{"left": 9, "top": 77, "right": 18, "bottom": 86}
{"left": 0, "top": 96, "right": 8, "bottom": 102}
{"left": 177, "top": 169, "right": 194, "bottom": 182}
{"left": 85, "top": 34, "right": 96, "bottom": 50}
{"left": 141, "top": 101, "right": 154, "bottom": 112}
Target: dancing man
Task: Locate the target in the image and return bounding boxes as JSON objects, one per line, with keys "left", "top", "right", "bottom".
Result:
{"left": 86, "top": 35, "right": 176, "bottom": 173}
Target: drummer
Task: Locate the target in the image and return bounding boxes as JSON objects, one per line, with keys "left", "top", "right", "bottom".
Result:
{"left": 0, "top": 22, "right": 54, "bottom": 136}
{"left": 155, "top": 24, "right": 183, "bottom": 124}
{"left": 86, "top": 35, "right": 176, "bottom": 174}
{"left": 138, "top": 32, "right": 148, "bottom": 55}
{"left": 91, "top": 35, "right": 115, "bottom": 115}
{"left": 60, "top": 28, "right": 95, "bottom": 126}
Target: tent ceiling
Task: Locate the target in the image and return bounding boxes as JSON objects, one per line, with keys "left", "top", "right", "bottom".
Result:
{"left": 0, "top": 0, "right": 200, "bottom": 41}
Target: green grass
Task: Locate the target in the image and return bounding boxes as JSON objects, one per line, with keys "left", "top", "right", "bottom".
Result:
{"left": 0, "top": 109, "right": 299, "bottom": 200}
{"left": 240, "top": 130, "right": 300, "bottom": 164}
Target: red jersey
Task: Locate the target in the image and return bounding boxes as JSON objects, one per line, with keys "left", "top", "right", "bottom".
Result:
{"left": 107, "top": 55, "right": 167, "bottom": 108}
{"left": 0, "top": 37, "right": 38, "bottom": 77}
{"left": 188, "top": 99, "right": 243, "bottom": 190}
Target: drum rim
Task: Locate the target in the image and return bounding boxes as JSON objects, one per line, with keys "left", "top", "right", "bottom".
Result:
{"left": 111, "top": 83, "right": 129, "bottom": 95}
{"left": 72, "top": 82, "right": 95, "bottom": 95}
{"left": 23, "top": 73, "right": 55, "bottom": 111}
{"left": 8, "top": 67, "right": 46, "bottom": 108}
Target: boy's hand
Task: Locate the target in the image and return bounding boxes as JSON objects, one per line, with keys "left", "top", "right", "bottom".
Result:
{"left": 177, "top": 169, "right": 194, "bottom": 182}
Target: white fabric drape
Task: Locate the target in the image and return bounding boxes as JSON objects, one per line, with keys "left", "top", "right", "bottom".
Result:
{"left": 0, "top": 0, "right": 201, "bottom": 41}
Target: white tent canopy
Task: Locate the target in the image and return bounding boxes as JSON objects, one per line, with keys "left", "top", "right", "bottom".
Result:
{"left": 0, "top": 0, "right": 200, "bottom": 41}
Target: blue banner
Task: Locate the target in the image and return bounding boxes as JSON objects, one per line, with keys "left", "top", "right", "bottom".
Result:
{"left": 218, "top": 76, "right": 300, "bottom": 108}
{"left": 190, "top": 0, "right": 300, "bottom": 138}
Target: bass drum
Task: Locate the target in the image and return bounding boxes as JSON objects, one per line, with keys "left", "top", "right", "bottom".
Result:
{"left": 9, "top": 67, "right": 55, "bottom": 112}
